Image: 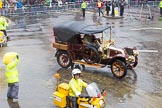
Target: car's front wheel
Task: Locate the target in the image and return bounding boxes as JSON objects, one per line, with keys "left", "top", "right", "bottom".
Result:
{"left": 111, "top": 60, "right": 127, "bottom": 79}
{"left": 57, "top": 51, "right": 72, "bottom": 68}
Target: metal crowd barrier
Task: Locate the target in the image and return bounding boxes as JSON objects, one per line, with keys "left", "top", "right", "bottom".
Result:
{"left": 129, "top": 1, "right": 160, "bottom": 7}
{"left": 1, "top": 1, "right": 159, "bottom": 17}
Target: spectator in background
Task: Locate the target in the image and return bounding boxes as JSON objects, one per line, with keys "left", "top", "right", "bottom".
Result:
{"left": 81, "top": 0, "right": 87, "bottom": 17}
{"left": 58, "top": 0, "right": 63, "bottom": 10}
{"left": 17, "top": 0, "right": 23, "bottom": 9}
{"left": 111, "top": 0, "right": 117, "bottom": 17}
{"left": 119, "top": 0, "right": 126, "bottom": 16}
{"left": 97, "top": 0, "right": 104, "bottom": 16}
{"left": 159, "top": 0, "right": 162, "bottom": 17}
{"left": 105, "top": 1, "right": 111, "bottom": 16}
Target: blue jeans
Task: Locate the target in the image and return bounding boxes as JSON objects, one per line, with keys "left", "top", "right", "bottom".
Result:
{"left": 98, "top": 8, "right": 103, "bottom": 16}
{"left": 7, "top": 82, "right": 19, "bottom": 99}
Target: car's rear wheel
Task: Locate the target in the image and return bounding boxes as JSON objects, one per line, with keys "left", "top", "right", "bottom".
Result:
{"left": 57, "top": 51, "right": 72, "bottom": 68}
{"left": 111, "top": 60, "right": 127, "bottom": 79}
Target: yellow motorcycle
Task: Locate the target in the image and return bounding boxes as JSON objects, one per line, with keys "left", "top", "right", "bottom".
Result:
{"left": 53, "top": 74, "right": 106, "bottom": 108}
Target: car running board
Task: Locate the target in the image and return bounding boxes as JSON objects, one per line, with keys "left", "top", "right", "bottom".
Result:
{"left": 73, "top": 60, "right": 106, "bottom": 68}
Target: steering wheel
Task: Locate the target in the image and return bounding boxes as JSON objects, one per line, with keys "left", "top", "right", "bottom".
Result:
{"left": 82, "top": 45, "right": 99, "bottom": 64}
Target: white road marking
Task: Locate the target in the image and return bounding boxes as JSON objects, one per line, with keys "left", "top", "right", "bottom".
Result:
{"left": 130, "top": 28, "right": 162, "bottom": 31}
{"left": 138, "top": 50, "right": 158, "bottom": 53}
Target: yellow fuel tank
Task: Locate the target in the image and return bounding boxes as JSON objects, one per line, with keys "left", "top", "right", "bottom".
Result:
{"left": 3, "top": 52, "right": 18, "bottom": 65}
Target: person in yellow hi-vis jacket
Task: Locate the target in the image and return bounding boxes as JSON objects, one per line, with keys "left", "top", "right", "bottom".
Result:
{"left": 159, "top": 0, "right": 162, "bottom": 17}
{"left": 0, "top": 15, "right": 9, "bottom": 41}
{"left": 3, "top": 52, "right": 20, "bottom": 102}
{"left": 69, "top": 68, "right": 87, "bottom": 108}
{"left": 81, "top": 0, "right": 87, "bottom": 18}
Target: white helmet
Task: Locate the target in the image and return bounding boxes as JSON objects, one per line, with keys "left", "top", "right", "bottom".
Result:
{"left": 72, "top": 69, "right": 82, "bottom": 77}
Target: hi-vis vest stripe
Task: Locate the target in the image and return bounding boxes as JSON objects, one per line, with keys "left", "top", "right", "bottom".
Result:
{"left": 98, "top": 2, "right": 102, "bottom": 7}
{"left": 7, "top": 76, "right": 18, "bottom": 83}
{"left": 5, "top": 67, "right": 19, "bottom": 83}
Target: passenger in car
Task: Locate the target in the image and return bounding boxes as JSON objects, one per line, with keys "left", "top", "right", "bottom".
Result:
{"left": 82, "top": 34, "right": 93, "bottom": 44}
{"left": 82, "top": 34, "right": 102, "bottom": 52}
{"left": 68, "top": 34, "right": 82, "bottom": 44}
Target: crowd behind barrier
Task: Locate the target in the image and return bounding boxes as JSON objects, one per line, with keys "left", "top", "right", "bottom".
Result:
{"left": 0, "top": 1, "right": 160, "bottom": 17}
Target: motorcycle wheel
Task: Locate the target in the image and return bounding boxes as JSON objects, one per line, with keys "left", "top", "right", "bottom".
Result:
{"left": 57, "top": 51, "right": 72, "bottom": 68}
{"left": 111, "top": 60, "right": 127, "bottom": 79}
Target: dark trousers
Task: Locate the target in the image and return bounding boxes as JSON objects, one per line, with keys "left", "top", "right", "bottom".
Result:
{"left": 106, "top": 9, "right": 110, "bottom": 16}
{"left": 160, "top": 8, "right": 162, "bottom": 16}
{"left": 69, "top": 97, "right": 78, "bottom": 108}
{"left": 98, "top": 8, "right": 103, "bottom": 16}
{"left": 82, "top": 8, "right": 85, "bottom": 17}
{"left": 120, "top": 7, "right": 124, "bottom": 16}
{"left": 106, "top": 7, "right": 110, "bottom": 16}
{"left": 111, "top": 7, "right": 115, "bottom": 16}
{"left": 7, "top": 82, "right": 19, "bottom": 99}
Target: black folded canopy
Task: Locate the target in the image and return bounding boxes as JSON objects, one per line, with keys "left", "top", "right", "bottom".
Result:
{"left": 53, "top": 21, "right": 111, "bottom": 42}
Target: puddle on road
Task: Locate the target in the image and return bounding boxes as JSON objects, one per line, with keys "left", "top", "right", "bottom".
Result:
{"left": 0, "top": 66, "right": 7, "bottom": 90}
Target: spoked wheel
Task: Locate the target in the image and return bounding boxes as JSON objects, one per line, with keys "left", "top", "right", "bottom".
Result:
{"left": 57, "top": 51, "right": 72, "bottom": 68}
{"left": 111, "top": 60, "right": 127, "bottom": 79}
{"left": 82, "top": 46, "right": 99, "bottom": 64}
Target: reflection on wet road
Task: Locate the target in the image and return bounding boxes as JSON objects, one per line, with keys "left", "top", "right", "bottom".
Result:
{"left": 7, "top": 99, "right": 20, "bottom": 108}
{"left": 0, "top": 11, "right": 162, "bottom": 108}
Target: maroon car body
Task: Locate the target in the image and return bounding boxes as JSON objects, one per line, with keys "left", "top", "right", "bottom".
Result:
{"left": 52, "top": 21, "right": 139, "bottom": 78}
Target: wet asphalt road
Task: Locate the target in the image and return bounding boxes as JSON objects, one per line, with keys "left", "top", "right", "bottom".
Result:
{"left": 0, "top": 7, "right": 162, "bottom": 108}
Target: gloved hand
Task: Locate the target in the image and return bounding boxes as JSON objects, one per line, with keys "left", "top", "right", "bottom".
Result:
{"left": 79, "top": 94, "right": 84, "bottom": 98}
{"left": 84, "top": 95, "right": 90, "bottom": 98}
{"left": 16, "top": 55, "right": 19, "bottom": 59}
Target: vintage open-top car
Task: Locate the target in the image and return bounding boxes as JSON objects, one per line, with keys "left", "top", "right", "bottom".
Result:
{"left": 52, "top": 21, "right": 139, "bottom": 79}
